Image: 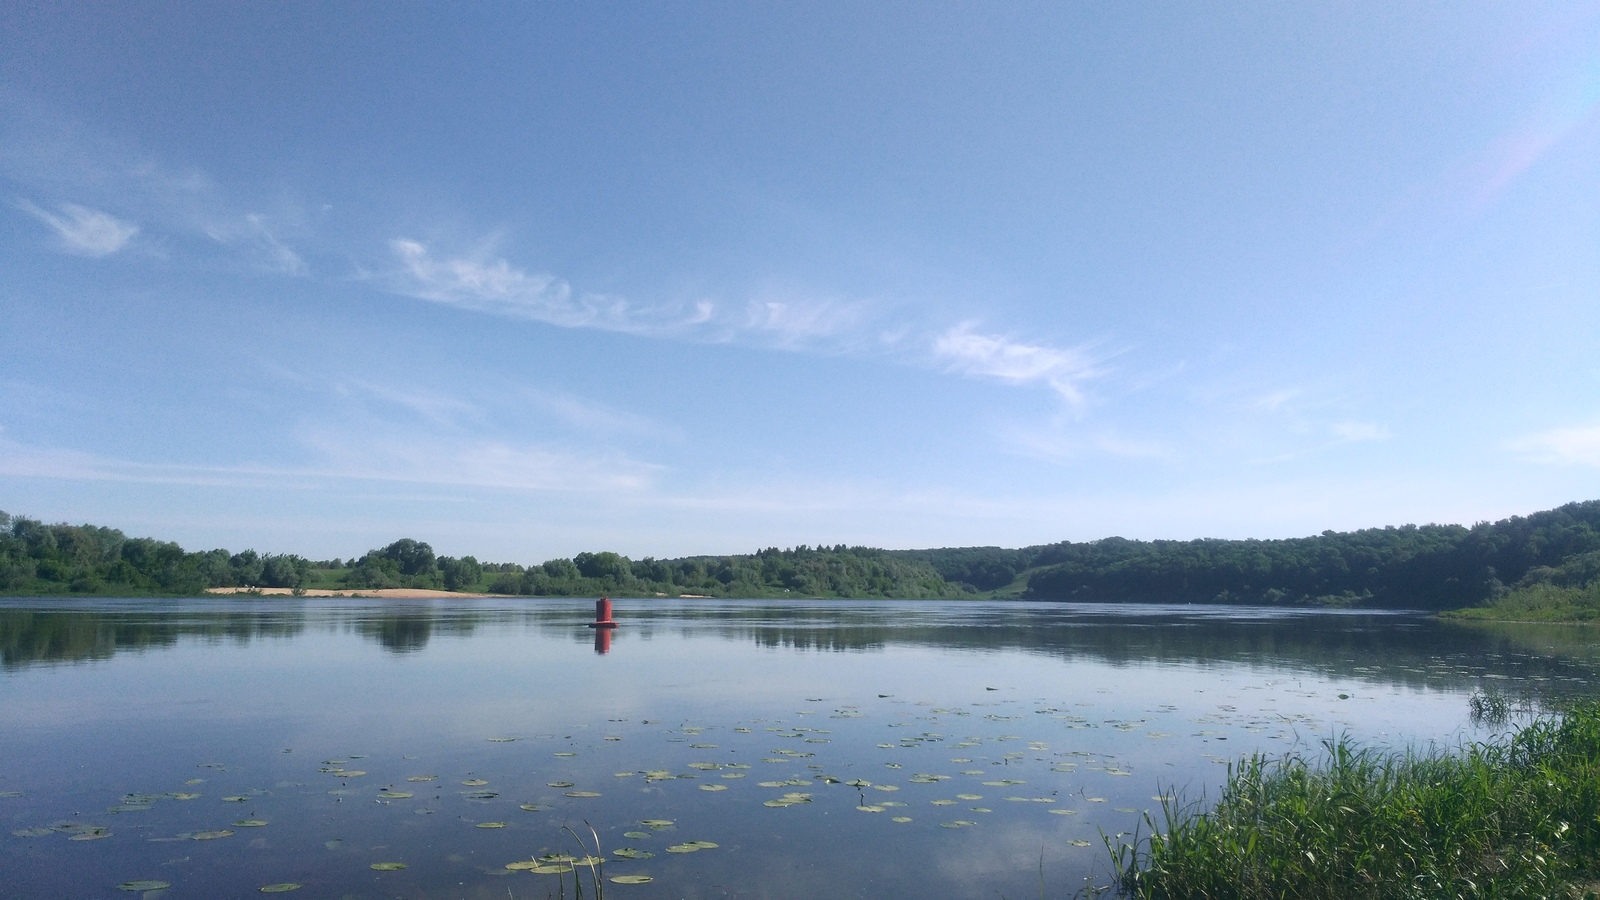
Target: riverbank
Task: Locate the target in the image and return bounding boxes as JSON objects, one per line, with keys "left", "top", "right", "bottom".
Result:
{"left": 1109, "top": 702, "right": 1600, "bottom": 899}
{"left": 1440, "top": 581, "right": 1600, "bottom": 624}
{"left": 203, "top": 586, "right": 505, "bottom": 599}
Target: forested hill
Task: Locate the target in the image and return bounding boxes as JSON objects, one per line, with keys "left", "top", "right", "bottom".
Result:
{"left": 1, "top": 501, "right": 1598, "bottom": 609}
{"left": 893, "top": 499, "right": 1600, "bottom": 609}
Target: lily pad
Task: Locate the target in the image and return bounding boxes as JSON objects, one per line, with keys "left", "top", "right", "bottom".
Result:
{"left": 956, "top": 793, "right": 982, "bottom": 800}
{"left": 232, "top": 820, "right": 269, "bottom": 827}
{"left": 613, "top": 848, "right": 654, "bottom": 859}
{"left": 623, "top": 831, "right": 651, "bottom": 839}
{"left": 406, "top": 776, "right": 437, "bottom": 782}
{"left": 529, "top": 865, "right": 573, "bottom": 874}
{"left": 487, "top": 737, "right": 516, "bottom": 742}
{"left": 461, "top": 779, "right": 490, "bottom": 786}
{"left": 698, "top": 784, "right": 727, "bottom": 792}
{"left": 892, "top": 816, "right": 913, "bottom": 822}
{"left": 519, "top": 804, "right": 548, "bottom": 812}
{"left": 192, "top": 830, "right": 234, "bottom": 840}
{"left": 370, "top": 862, "right": 407, "bottom": 871}
{"left": 12, "top": 827, "right": 53, "bottom": 837}
{"left": 169, "top": 792, "right": 202, "bottom": 800}
{"left": 476, "top": 822, "right": 507, "bottom": 828}
{"left": 547, "top": 781, "right": 575, "bottom": 788}
{"left": 610, "top": 875, "right": 654, "bottom": 885}
{"left": 221, "top": 796, "right": 248, "bottom": 803}
{"left": 69, "top": 829, "right": 112, "bottom": 840}
{"left": 565, "top": 791, "right": 601, "bottom": 798}
{"left": 666, "top": 840, "right": 718, "bottom": 853}
{"left": 117, "top": 880, "right": 171, "bottom": 891}
{"left": 378, "top": 790, "right": 413, "bottom": 799}
{"left": 639, "top": 819, "right": 674, "bottom": 827}
{"left": 258, "top": 885, "right": 302, "bottom": 893}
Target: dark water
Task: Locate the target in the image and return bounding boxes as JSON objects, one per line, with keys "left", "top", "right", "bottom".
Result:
{"left": 0, "top": 597, "right": 1594, "bottom": 899}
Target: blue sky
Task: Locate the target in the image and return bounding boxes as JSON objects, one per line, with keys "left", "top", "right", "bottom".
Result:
{"left": 2, "top": 3, "right": 1598, "bottom": 563}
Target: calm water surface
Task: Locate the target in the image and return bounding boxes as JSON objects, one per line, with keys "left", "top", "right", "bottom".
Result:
{"left": 1, "top": 598, "right": 1596, "bottom": 899}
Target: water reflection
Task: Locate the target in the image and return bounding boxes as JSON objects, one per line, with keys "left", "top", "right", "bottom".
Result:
{"left": 2, "top": 597, "right": 1597, "bottom": 900}
{"left": 1, "top": 600, "right": 1596, "bottom": 701}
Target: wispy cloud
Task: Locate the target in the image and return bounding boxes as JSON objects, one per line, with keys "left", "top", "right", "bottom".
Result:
{"left": 1329, "top": 421, "right": 1391, "bottom": 443}
{"left": 931, "top": 323, "right": 1099, "bottom": 405}
{"left": 16, "top": 199, "right": 138, "bottom": 256}
{"left": 1509, "top": 424, "right": 1600, "bottom": 467}
{"left": 0, "top": 429, "right": 659, "bottom": 494}
{"left": 296, "top": 427, "right": 659, "bottom": 492}
{"left": 1001, "top": 421, "right": 1173, "bottom": 464}
{"left": 387, "top": 238, "right": 634, "bottom": 331}
{"left": 202, "top": 213, "right": 307, "bottom": 275}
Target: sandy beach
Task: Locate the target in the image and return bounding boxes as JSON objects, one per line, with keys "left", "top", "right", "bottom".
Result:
{"left": 203, "top": 587, "right": 504, "bottom": 599}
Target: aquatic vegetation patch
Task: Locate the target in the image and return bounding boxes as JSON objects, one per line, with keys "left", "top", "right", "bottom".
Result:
{"left": 1111, "top": 701, "right": 1600, "bottom": 899}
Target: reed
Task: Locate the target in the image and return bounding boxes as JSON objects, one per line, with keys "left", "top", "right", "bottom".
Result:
{"left": 1110, "top": 702, "right": 1600, "bottom": 899}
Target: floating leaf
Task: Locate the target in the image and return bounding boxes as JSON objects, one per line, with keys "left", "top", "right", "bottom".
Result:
{"left": 0, "top": 791, "right": 23, "bottom": 798}
{"left": 220, "top": 795, "right": 248, "bottom": 803}
{"left": 856, "top": 805, "right": 886, "bottom": 813}
{"left": 613, "top": 848, "right": 654, "bottom": 859}
{"left": 553, "top": 752, "right": 577, "bottom": 758}
{"left": 406, "top": 776, "right": 437, "bottom": 782}
{"left": 12, "top": 827, "right": 52, "bottom": 837}
{"left": 610, "top": 875, "right": 654, "bottom": 885}
{"left": 956, "top": 793, "right": 982, "bottom": 801}
{"left": 258, "top": 884, "right": 302, "bottom": 893}
{"left": 547, "top": 781, "right": 575, "bottom": 788}
{"left": 117, "top": 880, "right": 170, "bottom": 891}
{"left": 530, "top": 865, "right": 573, "bottom": 874}
{"left": 462, "top": 779, "right": 490, "bottom": 787}
{"left": 519, "top": 804, "right": 548, "bottom": 812}
{"left": 892, "top": 816, "right": 913, "bottom": 822}
{"left": 192, "top": 830, "right": 234, "bottom": 840}
{"left": 378, "top": 791, "right": 413, "bottom": 799}
{"left": 70, "top": 829, "right": 112, "bottom": 840}
{"left": 639, "top": 819, "right": 673, "bottom": 827}
{"left": 690, "top": 743, "right": 718, "bottom": 749}
{"left": 565, "top": 791, "right": 601, "bottom": 798}
{"left": 370, "top": 862, "right": 407, "bottom": 871}
{"left": 698, "top": 784, "right": 727, "bottom": 792}
{"left": 930, "top": 799, "right": 957, "bottom": 806}
{"left": 666, "top": 841, "right": 718, "bottom": 853}
{"left": 476, "top": 822, "right": 507, "bottom": 828}
{"left": 623, "top": 831, "right": 651, "bottom": 839}
{"left": 487, "top": 737, "right": 516, "bottom": 742}
{"left": 232, "top": 820, "right": 269, "bottom": 827}
{"left": 1067, "top": 839, "right": 1092, "bottom": 847}
{"left": 1048, "top": 809, "right": 1078, "bottom": 815}
{"left": 170, "top": 793, "right": 202, "bottom": 800}
{"left": 687, "top": 762, "right": 720, "bottom": 770}
{"left": 505, "top": 861, "right": 540, "bottom": 871}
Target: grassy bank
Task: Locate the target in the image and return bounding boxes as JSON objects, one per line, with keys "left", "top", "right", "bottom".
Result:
{"left": 1442, "top": 581, "right": 1600, "bottom": 624}
{"left": 1109, "top": 702, "right": 1600, "bottom": 899}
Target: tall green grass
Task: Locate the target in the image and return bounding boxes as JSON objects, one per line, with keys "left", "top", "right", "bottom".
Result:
{"left": 1110, "top": 702, "right": 1600, "bottom": 899}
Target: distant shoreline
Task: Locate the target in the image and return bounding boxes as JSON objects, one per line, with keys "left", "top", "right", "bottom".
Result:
{"left": 203, "top": 586, "right": 504, "bottom": 599}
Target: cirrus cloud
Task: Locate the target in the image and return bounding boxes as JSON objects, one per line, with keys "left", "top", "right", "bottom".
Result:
{"left": 931, "top": 322, "right": 1100, "bottom": 406}
{"left": 16, "top": 199, "right": 138, "bottom": 256}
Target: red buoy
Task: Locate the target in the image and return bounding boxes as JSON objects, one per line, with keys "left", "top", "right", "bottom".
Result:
{"left": 588, "top": 597, "right": 618, "bottom": 629}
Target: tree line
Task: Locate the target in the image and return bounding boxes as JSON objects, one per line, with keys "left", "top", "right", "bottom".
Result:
{"left": 2, "top": 500, "right": 1598, "bottom": 608}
